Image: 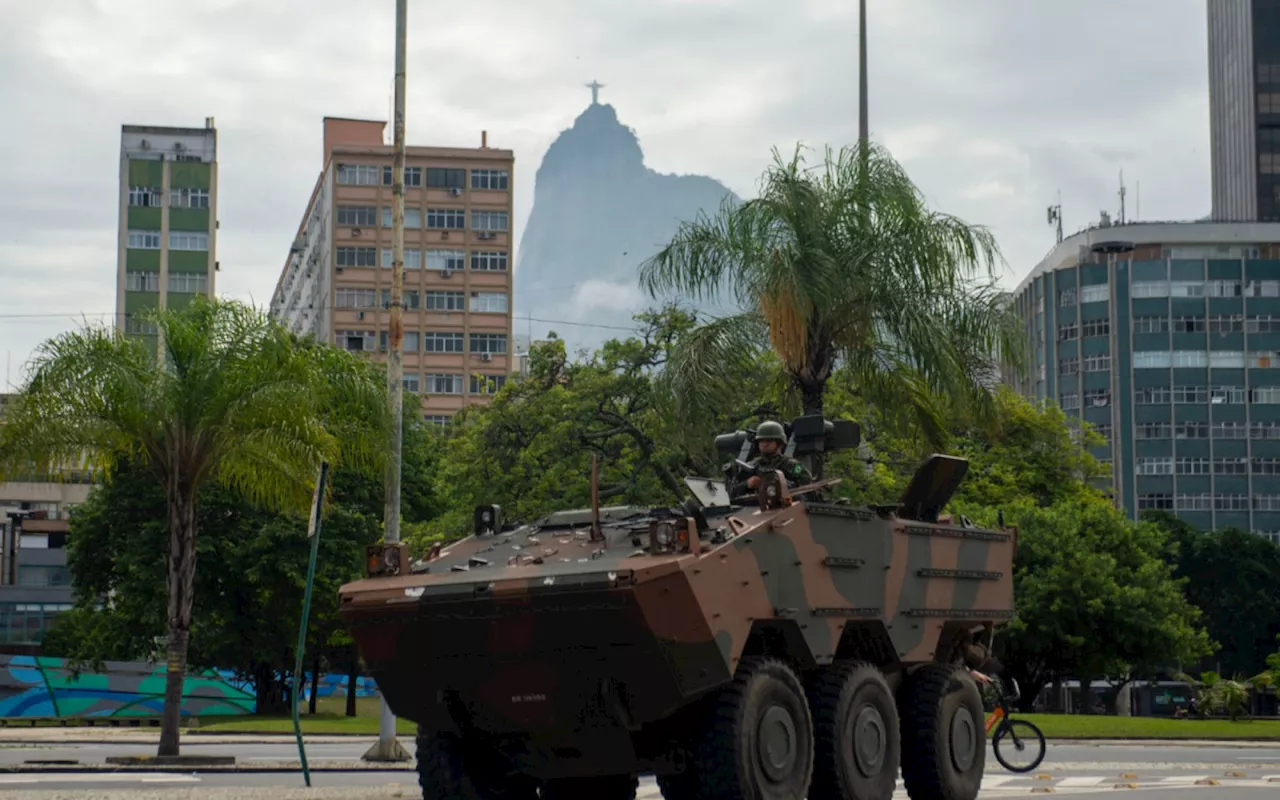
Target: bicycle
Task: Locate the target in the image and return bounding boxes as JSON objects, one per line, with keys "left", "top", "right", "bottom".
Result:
{"left": 977, "top": 674, "right": 1047, "bottom": 773}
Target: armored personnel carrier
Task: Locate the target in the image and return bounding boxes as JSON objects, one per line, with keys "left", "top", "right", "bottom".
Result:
{"left": 339, "top": 415, "right": 1017, "bottom": 800}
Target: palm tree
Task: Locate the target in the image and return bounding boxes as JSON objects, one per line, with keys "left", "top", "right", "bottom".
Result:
{"left": 0, "top": 297, "right": 390, "bottom": 756}
{"left": 638, "top": 142, "right": 1026, "bottom": 455}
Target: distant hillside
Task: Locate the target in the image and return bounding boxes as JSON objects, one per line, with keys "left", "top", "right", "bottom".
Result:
{"left": 515, "top": 100, "right": 741, "bottom": 351}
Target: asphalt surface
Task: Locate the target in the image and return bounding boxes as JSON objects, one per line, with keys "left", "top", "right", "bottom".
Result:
{"left": 0, "top": 736, "right": 1278, "bottom": 797}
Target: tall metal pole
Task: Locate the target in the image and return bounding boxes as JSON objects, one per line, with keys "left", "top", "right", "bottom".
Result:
{"left": 859, "top": 0, "right": 868, "bottom": 146}
{"left": 363, "top": 0, "right": 410, "bottom": 763}
{"left": 291, "top": 461, "right": 329, "bottom": 786}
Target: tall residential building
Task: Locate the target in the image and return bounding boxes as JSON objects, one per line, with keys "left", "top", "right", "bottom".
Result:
{"left": 1005, "top": 219, "right": 1280, "bottom": 545}
{"left": 271, "top": 118, "right": 515, "bottom": 426}
{"left": 116, "top": 120, "right": 219, "bottom": 337}
{"left": 1209, "top": 0, "right": 1280, "bottom": 221}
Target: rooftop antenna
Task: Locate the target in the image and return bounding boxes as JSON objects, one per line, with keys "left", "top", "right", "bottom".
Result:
{"left": 1136, "top": 180, "right": 1141, "bottom": 222}
{"left": 1118, "top": 170, "right": 1127, "bottom": 225}
{"left": 1047, "top": 191, "right": 1063, "bottom": 244}
{"left": 859, "top": 0, "right": 868, "bottom": 145}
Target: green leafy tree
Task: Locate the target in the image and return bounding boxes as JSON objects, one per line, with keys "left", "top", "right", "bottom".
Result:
{"left": 0, "top": 298, "right": 389, "bottom": 755}
{"left": 636, "top": 142, "right": 1026, "bottom": 462}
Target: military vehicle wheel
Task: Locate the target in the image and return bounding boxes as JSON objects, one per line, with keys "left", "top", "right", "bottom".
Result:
{"left": 415, "top": 731, "right": 538, "bottom": 800}
{"left": 655, "top": 772, "right": 697, "bottom": 800}
{"left": 688, "top": 656, "right": 814, "bottom": 800}
{"left": 808, "top": 661, "right": 900, "bottom": 800}
{"left": 542, "top": 774, "right": 638, "bottom": 800}
{"left": 898, "top": 664, "right": 985, "bottom": 800}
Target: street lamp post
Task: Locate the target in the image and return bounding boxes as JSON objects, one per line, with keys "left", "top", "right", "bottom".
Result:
{"left": 362, "top": 0, "right": 411, "bottom": 763}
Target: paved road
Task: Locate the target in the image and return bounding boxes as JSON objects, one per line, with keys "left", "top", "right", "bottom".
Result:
{"left": 0, "top": 738, "right": 1278, "bottom": 797}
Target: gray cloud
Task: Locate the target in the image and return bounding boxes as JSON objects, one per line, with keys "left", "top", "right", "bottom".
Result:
{"left": 0, "top": 0, "right": 1214, "bottom": 374}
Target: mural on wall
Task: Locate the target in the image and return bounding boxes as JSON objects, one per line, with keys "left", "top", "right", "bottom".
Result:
{"left": 0, "top": 655, "right": 255, "bottom": 718}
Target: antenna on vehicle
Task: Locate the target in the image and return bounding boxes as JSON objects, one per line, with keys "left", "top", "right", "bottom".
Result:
{"left": 589, "top": 453, "right": 604, "bottom": 543}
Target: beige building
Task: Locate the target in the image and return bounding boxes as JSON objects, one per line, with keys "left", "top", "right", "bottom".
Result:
{"left": 271, "top": 118, "right": 515, "bottom": 425}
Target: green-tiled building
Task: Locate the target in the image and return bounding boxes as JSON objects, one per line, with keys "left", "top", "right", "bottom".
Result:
{"left": 116, "top": 120, "right": 218, "bottom": 338}
{"left": 1006, "top": 221, "right": 1280, "bottom": 546}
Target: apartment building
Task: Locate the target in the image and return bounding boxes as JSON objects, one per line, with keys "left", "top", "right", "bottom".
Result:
{"left": 0, "top": 394, "right": 89, "bottom": 653}
{"left": 116, "top": 120, "right": 219, "bottom": 338}
{"left": 271, "top": 118, "right": 515, "bottom": 425}
{"left": 1005, "top": 219, "right": 1280, "bottom": 544}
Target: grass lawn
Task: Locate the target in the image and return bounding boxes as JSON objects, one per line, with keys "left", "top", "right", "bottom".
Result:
{"left": 189, "top": 698, "right": 1280, "bottom": 740}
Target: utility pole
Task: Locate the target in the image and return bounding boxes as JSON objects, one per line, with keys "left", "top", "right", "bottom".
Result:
{"left": 859, "top": 0, "right": 868, "bottom": 146}
{"left": 363, "top": 0, "right": 411, "bottom": 763}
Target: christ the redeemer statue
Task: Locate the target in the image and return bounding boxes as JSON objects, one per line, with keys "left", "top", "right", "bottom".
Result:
{"left": 586, "top": 80, "right": 605, "bottom": 105}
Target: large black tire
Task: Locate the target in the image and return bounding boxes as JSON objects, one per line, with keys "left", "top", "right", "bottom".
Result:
{"left": 808, "top": 661, "right": 900, "bottom": 800}
{"left": 898, "top": 664, "right": 985, "bottom": 800}
{"left": 685, "top": 656, "right": 814, "bottom": 800}
{"left": 542, "top": 774, "right": 638, "bottom": 800}
{"left": 415, "top": 731, "right": 539, "bottom": 800}
{"left": 655, "top": 772, "right": 698, "bottom": 800}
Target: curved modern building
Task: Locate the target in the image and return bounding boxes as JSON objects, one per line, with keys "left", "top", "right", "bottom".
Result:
{"left": 1006, "top": 220, "right": 1280, "bottom": 545}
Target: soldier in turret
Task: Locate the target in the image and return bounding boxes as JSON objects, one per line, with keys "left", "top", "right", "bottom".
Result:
{"left": 731, "top": 420, "right": 813, "bottom": 496}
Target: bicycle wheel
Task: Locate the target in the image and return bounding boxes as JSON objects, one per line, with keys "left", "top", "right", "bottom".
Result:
{"left": 992, "top": 719, "right": 1046, "bottom": 773}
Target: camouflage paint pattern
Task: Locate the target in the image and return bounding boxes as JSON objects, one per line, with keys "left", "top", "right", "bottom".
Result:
{"left": 0, "top": 656, "right": 255, "bottom": 718}
{"left": 338, "top": 464, "right": 1015, "bottom": 779}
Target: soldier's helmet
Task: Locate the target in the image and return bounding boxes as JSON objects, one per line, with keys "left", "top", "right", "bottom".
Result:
{"left": 755, "top": 420, "right": 787, "bottom": 443}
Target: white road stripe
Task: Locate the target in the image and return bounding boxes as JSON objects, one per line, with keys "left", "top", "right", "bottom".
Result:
{"left": 980, "top": 775, "right": 1018, "bottom": 787}
{"left": 1056, "top": 776, "right": 1108, "bottom": 787}
{"left": 0, "top": 773, "right": 201, "bottom": 784}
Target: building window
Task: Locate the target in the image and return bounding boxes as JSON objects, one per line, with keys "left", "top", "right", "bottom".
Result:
{"left": 379, "top": 290, "right": 420, "bottom": 310}
{"left": 425, "top": 208, "right": 465, "bottom": 229}
{"left": 423, "top": 414, "right": 452, "bottom": 428}
{"left": 424, "top": 291, "right": 465, "bottom": 311}
{"left": 1081, "top": 318, "right": 1110, "bottom": 338}
{"left": 426, "top": 168, "right": 466, "bottom": 189}
{"left": 168, "top": 272, "right": 208, "bottom": 294}
{"left": 424, "top": 373, "right": 463, "bottom": 394}
{"left": 1135, "top": 387, "right": 1171, "bottom": 404}
{"left": 1249, "top": 351, "right": 1280, "bottom": 368}
{"left": 379, "top": 330, "right": 421, "bottom": 352}
{"left": 1059, "top": 357, "right": 1078, "bottom": 375}
{"left": 1215, "top": 457, "right": 1250, "bottom": 475}
{"left": 426, "top": 249, "right": 466, "bottom": 271}
{"left": 1254, "top": 421, "right": 1280, "bottom": 439}
{"left": 470, "top": 373, "right": 508, "bottom": 394}
{"left": 423, "top": 332, "right": 464, "bottom": 353}
{"left": 1083, "top": 355, "right": 1111, "bottom": 372}
{"left": 1059, "top": 323, "right": 1078, "bottom": 341}
{"left": 1176, "top": 421, "right": 1210, "bottom": 439}
{"left": 381, "top": 206, "right": 423, "bottom": 228}
{"left": 1172, "top": 385, "right": 1209, "bottom": 404}
{"left": 1172, "top": 316, "right": 1205, "bottom": 333}
{"left": 0, "top": 602, "right": 73, "bottom": 645}
{"left": 380, "top": 248, "right": 422, "bottom": 268}
{"left": 471, "top": 169, "right": 509, "bottom": 190}
{"left": 1136, "top": 423, "right": 1172, "bottom": 439}
{"left": 469, "top": 333, "right": 508, "bottom": 355}
{"left": 1133, "top": 316, "right": 1170, "bottom": 334}
{"left": 404, "top": 167, "right": 423, "bottom": 187}
{"left": 337, "top": 164, "right": 381, "bottom": 185}
{"left": 469, "top": 292, "right": 508, "bottom": 313}
{"left": 1059, "top": 392, "right": 1079, "bottom": 411}
{"left": 17, "top": 565, "right": 69, "bottom": 587}
{"left": 336, "top": 288, "right": 378, "bottom": 308}
{"left": 1254, "top": 495, "right": 1280, "bottom": 511}
{"left": 402, "top": 373, "right": 421, "bottom": 392}
{"left": 1083, "top": 389, "right": 1110, "bottom": 407}
{"left": 128, "top": 186, "right": 161, "bottom": 207}
{"left": 1248, "top": 315, "right": 1280, "bottom": 333}
{"left": 336, "top": 246, "right": 378, "bottom": 268}
{"left": 169, "top": 231, "right": 209, "bottom": 251}
{"left": 471, "top": 211, "right": 509, "bottom": 231}
{"left": 337, "top": 205, "right": 377, "bottom": 227}
{"left": 1137, "top": 494, "right": 1173, "bottom": 510}
{"left": 1204, "top": 280, "right": 1242, "bottom": 297}
{"left": 125, "top": 315, "right": 158, "bottom": 335}
{"left": 1058, "top": 288, "right": 1076, "bottom": 307}
{"left": 1252, "top": 386, "right": 1280, "bottom": 403}
{"left": 1208, "top": 314, "right": 1244, "bottom": 333}
{"left": 1131, "top": 281, "right": 1170, "bottom": 299}
{"left": 1247, "top": 280, "right": 1280, "bottom": 297}
{"left": 169, "top": 187, "right": 210, "bottom": 209}
{"left": 471, "top": 251, "right": 508, "bottom": 272}
{"left": 1079, "top": 284, "right": 1108, "bottom": 303}
{"left": 1177, "top": 457, "right": 1213, "bottom": 475}
{"left": 1136, "top": 457, "right": 1173, "bottom": 475}
{"left": 127, "top": 230, "right": 161, "bottom": 250}
{"left": 125, "top": 271, "right": 160, "bottom": 292}
{"left": 337, "top": 329, "right": 375, "bottom": 352}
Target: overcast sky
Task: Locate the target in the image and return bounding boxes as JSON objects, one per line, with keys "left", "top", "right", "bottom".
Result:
{"left": 0, "top": 0, "right": 1212, "bottom": 385}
